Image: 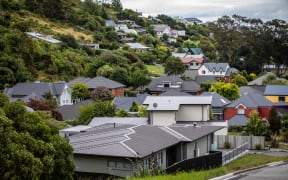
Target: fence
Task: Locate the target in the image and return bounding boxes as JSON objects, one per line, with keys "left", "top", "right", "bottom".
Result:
{"left": 222, "top": 142, "right": 249, "bottom": 164}
{"left": 165, "top": 151, "right": 222, "bottom": 173}
{"left": 217, "top": 135, "right": 265, "bottom": 150}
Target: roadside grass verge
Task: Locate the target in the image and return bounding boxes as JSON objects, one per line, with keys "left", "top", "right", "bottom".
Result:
{"left": 279, "top": 143, "right": 288, "bottom": 150}
{"left": 146, "top": 65, "right": 164, "bottom": 77}
{"left": 129, "top": 154, "right": 288, "bottom": 180}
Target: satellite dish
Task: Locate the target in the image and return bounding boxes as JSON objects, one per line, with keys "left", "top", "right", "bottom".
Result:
{"left": 153, "top": 103, "right": 158, "bottom": 108}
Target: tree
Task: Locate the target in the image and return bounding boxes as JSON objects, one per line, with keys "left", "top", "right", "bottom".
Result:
{"left": 137, "top": 105, "right": 148, "bottom": 117}
{"left": 209, "top": 82, "right": 240, "bottom": 101}
{"left": 244, "top": 110, "right": 269, "bottom": 136}
{"left": 269, "top": 106, "right": 281, "bottom": 134}
{"left": 231, "top": 73, "right": 248, "bottom": 87}
{"left": 90, "top": 87, "right": 112, "bottom": 100}
{"left": 71, "top": 82, "right": 88, "bottom": 99}
{"left": 163, "top": 56, "right": 185, "bottom": 75}
{"left": 78, "top": 101, "right": 116, "bottom": 124}
{"left": 129, "top": 101, "right": 138, "bottom": 112}
{"left": 111, "top": 0, "right": 122, "bottom": 11}
{"left": 0, "top": 101, "right": 75, "bottom": 179}
{"left": 129, "top": 69, "right": 151, "bottom": 93}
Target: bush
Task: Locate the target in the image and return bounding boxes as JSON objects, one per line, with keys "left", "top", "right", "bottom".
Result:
{"left": 270, "top": 139, "right": 279, "bottom": 148}
{"left": 255, "top": 144, "right": 262, "bottom": 150}
{"left": 224, "top": 141, "right": 231, "bottom": 149}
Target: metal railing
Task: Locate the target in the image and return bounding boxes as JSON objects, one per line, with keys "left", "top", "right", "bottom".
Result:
{"left": 222, "top": 142, "right": 249, "bottom": 164}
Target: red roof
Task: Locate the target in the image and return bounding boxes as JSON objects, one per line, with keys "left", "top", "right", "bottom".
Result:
{"left": 181, "top": 57, "right": 204, "bottom": 64}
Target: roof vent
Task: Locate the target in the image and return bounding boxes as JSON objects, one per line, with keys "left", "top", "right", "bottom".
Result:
{"left": 153, "top": 103, "right": 158, "bottom": 108}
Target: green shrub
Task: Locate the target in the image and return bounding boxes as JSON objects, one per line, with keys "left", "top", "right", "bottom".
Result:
{"left": 224, "top": 141, "right": 231, "bottom": 149}
{"left": 255, "top": 144, "right": 262, "bottom": 150}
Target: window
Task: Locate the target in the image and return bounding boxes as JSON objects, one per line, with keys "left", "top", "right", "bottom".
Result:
{"left": 163, "top": 83, "right": 170, "bottom": 88}
{"left": 196, "top": 63, "right": 199, "bottom": 66}
{"left": 202, "top": 70, "right": 206, "bottom": 74}
{"left": 156, "top": 152, "right": 163, "bottom": 165}
{"left": 143, "top": 158, "right": 150, "bottom": 169}
{"left": 238, "top": 108, "right": 244, "bottom": 114}
{"left": 108, "top": 161, "right": 116, "bottom": 168}
{"left": 213, "top": 71, "right": 215, "bottom": 74}
{"left": 220, "top": 71, "right": 223, "bottom": 74}
{"left": 107, "top": 161, "right": 132, "bottom": 169}
{"left": 279, "top": 96, "right": 285, "bottom": 102}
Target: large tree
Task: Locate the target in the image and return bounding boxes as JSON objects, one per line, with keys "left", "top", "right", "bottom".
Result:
{"left": 0, "top": 99, "right": 75, "bottom": 179}
{"left": 209, "top": 82, "right": 239, "bottom": 101}
{"left": 244, "top": 110, "right": 269, "bottom": 136}
{"left": 163, "top": 56, "right": 185, "bottom": 76}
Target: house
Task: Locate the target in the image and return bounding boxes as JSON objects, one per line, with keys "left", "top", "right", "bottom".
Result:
{"left": 117, "top": 32, "right": 134, "bottom": 42}
{"left": 152, "top": 24, "right": 171, "bottom": 37}
{"left": 67, "top": 123, "right": 223, "bottom": 178}
{"left": 224, "top": 92, "right": 273, "bottom": 123}
{"left": 201, "top": 92, "right": 231, "bottom": 120}
{"left": 264, "top": 85, "right": 288, "bottom": 103}
{"left": 25, "top": 32, "right": 62, "bottom": 44}
{"left": 79, "top": 43, "right": 100, "bottom": 49}
{"left": 197, "top": 63, "right": 236, "bottom": 82}
{"left": 143, "top": 96, "right": 211, "bottom": 125}
{"left": 112, "top": 94, "right": 149, "bottom": 111}
{"left": 263, "top": 64, "right": 288, "bottom": 77}
{"left": 141, "top": 75, "right": 201, "bottom": 95}
{"left": 68, "top": 76, "right": 126, "bottom": 97}
{"left": 184, "top": 17, "right": 203, "bottom": 25}
{"left": 4, "top": 81, "right": 72, "bottom": 106}
{"left": 181, "top": 55, "right": 205, "bottom": 80}
{"left": 115, "top": 24, "right": 137, "bottom": 35}
{"left": 125, "top": 43, "right": 150, "bottom": 52}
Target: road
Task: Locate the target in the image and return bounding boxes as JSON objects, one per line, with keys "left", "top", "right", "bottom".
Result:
{"left": 226, "top": 162, "right": 288, "bottom": 180}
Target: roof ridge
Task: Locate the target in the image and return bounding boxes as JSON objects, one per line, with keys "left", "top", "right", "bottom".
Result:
{"left": 120, "top": 125, "right": 143, "bottom": 157}
{"left": 159, "top": 126, "right": 191, "bottom": 141}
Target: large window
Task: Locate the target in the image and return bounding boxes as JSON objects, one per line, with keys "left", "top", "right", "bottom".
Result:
{"left": 279, "top": 96, "right": 285, "bottom": 102}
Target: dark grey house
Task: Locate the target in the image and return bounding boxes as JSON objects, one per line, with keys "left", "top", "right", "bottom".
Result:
{"left": 140, "top": 75, "right": 201, "bottom": 95}
{"left": 67, "top": 123, "right": 223, "bottom": 178}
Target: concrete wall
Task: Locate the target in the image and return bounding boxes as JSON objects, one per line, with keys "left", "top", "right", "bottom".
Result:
{"left": 74, "top": 155, "right": 134, "bottom": 178}
{"left": 151, "top": 111, "right": 176, "bottom": 126}
{"left": 217, "top": 135, "right": 265, "bottom": 150}
{"left": 177, "top": 105, "right": 209, "bottom": 122}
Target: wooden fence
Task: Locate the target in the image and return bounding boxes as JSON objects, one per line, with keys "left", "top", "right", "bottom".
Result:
{"left": 216, "top": 135, "right": 265, "bottom": 150}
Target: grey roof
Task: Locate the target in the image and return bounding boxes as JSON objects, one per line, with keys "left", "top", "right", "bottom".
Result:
{"left": 228, "top": 115, "right": 248, "bottom": 126}
{"left": 248, "top": 72, "right": 288, "bottom": 85}
{"left": 4, "top": 82, "right": 67, "bottom": 103}
{"left": 25, "top": 32, "right": 61, "bottom": 44}
{"left": 57, "top": 100, "right": 94, "bottom": 120}
{"left": 203, "top": 63, "right": 229, "bottom": 72}
{"left": 195, "top": 76, "right": 217, "bottom": 84}
{"left": 201, "top": 92, "right": 231, "bottom": 107}
{"left": 88, "top": 117, "right": 148, "bottom": 126}
{"left": 169, "top": 125, "right": 224, "bottom": 140}
{"left": 159, "top": 89, "right": 192, "bottom": 96}
{"left": 143, "top": 96, "right": 212, "bottom": 111}
{"left": 112, "top": 94, "right": 149, "bottom": 111}
{"left": 125, "top": 43, "right": 150, "bottom": 49}
{"left": 225, "top": 67, "right": 239, "bottom": 76}
{"left": 152, "top": 24, "right": 170, "bottom": 32}
{"left": 240, "top": 86, "right": 265, "bottom": 96}
{"left": 69, "top": 123, "right": 222, "bottom": 158}
{"left": 226, "top": 92, "right": 273, "bottom": 108}
{"left": 264, "top": 85, "right": 288, "bottom": 96}
{"left": 69, "top": 76, "right": 125, "bottom": 89}
{"left": 142, "top": 75, "right": 200, "bottom": 93}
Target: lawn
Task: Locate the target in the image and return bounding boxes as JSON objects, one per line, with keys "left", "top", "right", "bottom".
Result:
{"left": 146, "top": 65, "right": 164, "bottom": 77}
{"left": 129, "top": 154, "right": 288, "bottom": 180}
{"left": 279, "top": 143, "right": 288, "bottom": 150}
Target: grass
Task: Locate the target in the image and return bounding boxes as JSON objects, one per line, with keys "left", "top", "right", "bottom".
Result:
{"left": 129, "top": 154, "right": 288, "bottom": 180}
{"left": 279, "top": 143, "right": 288, "bottom": 150}
{"left": 146, "top": 65, "right": 164, "bottom": 77}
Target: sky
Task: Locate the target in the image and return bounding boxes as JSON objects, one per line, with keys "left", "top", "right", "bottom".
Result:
{"left": 121, "top": 0, "right": 288, "bottom": 22}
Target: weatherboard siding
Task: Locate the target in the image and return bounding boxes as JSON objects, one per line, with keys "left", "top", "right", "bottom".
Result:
{"left": 176, "top": 105, "right": 209, "bottom": 122}
{"left": 151, "top": 111, "right": 176, "bottom": 126}
{"left": 265, "top": 95, "right": 288, "bottom": 103}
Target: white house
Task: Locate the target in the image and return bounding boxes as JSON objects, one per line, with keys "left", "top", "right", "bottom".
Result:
{"left": 198, "top": 63, "right": 230, "bottom": 77}
{"left": 152, "top": 24, "right": 171, "bottom": 37}
{"left": 115, "top": 24, "right": 137, "bottom": 35}
{"left": 4, "top": 82, "right": 72, "bottom": 106}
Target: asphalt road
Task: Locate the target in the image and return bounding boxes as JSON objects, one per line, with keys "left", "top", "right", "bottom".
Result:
{"left": 226, "top": 162, "right": 288, "bottom": 180}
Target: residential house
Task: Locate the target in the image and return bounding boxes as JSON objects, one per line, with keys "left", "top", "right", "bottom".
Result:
{"left": 125, "top": 42, "right": 150, "bottom": 52}
{"left": 141, "top": 75, "right": 201, "bottom": 95}
{"left": 152, "top": 24, "right": 171, "bottom": 37}
{"left": 79, "top": 43, "right": 100, "bottom": 49}
{"left": 197, "top": 63, "right": 237, "bottom": 82}
{"left": 25, "top": 32, "right": 61, "bottom": 44}
{"left": 224, "top": 92, "right": 273, "bottom": 125}
{"left": 115, "top": 24, "right": 137, "bottom": 35}
{"left": 184, "top": 17, "right": 203, "bottom": 25}
{"left": 4, "top": 81, "right": 72, "bottom": 106}
{"left": 112, "top": 94, "right": 149, "bottom": 112}
{"left": 264, "top": 85, "right": 288, "bottom": 103}
{"left": 201, "top": 92, "right": 231, "bottom": 120}
{"left": 66, "top": 123, "right": 222, "bottom": 178}
{"left": 263, "top": 64, "right": 288, "bottom": 77}
{"left": 117, "top": 32, "right": 134, "bottom": 42}
{"left": 68, "top": 76, "right": 126, "bottom": 97}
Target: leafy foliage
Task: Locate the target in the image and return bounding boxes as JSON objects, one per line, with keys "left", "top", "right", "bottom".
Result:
{"left": 209, "top": 82, "right": 239, "bottom": 101}
{"left": 163, "top": 56, "right": 185, "bottom": 76}
{"left": 268, "top": 106, "right": 281, "bottom": 135}
{"left": 71, "top": 82, "right": 89, "bottom": 99}
{"left": 243, "top": 111, "right": 269, "bottom": 136}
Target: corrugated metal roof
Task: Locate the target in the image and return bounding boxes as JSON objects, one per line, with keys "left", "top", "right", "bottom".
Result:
{"left": 89, "top": 117, "right": 148, "bottom": 126}
{"left": 264, "top": 85, "right": 288, "bottom": 96}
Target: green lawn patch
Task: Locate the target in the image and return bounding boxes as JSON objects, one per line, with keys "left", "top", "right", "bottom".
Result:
{"left": 279, "top": 143, "right": 288, "bottom": 150}
{"left": 146, "top": 65, "right": 164, "bottom": 77}
{"left": 129, "top": 154, "right": 288, "bottom": 180}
